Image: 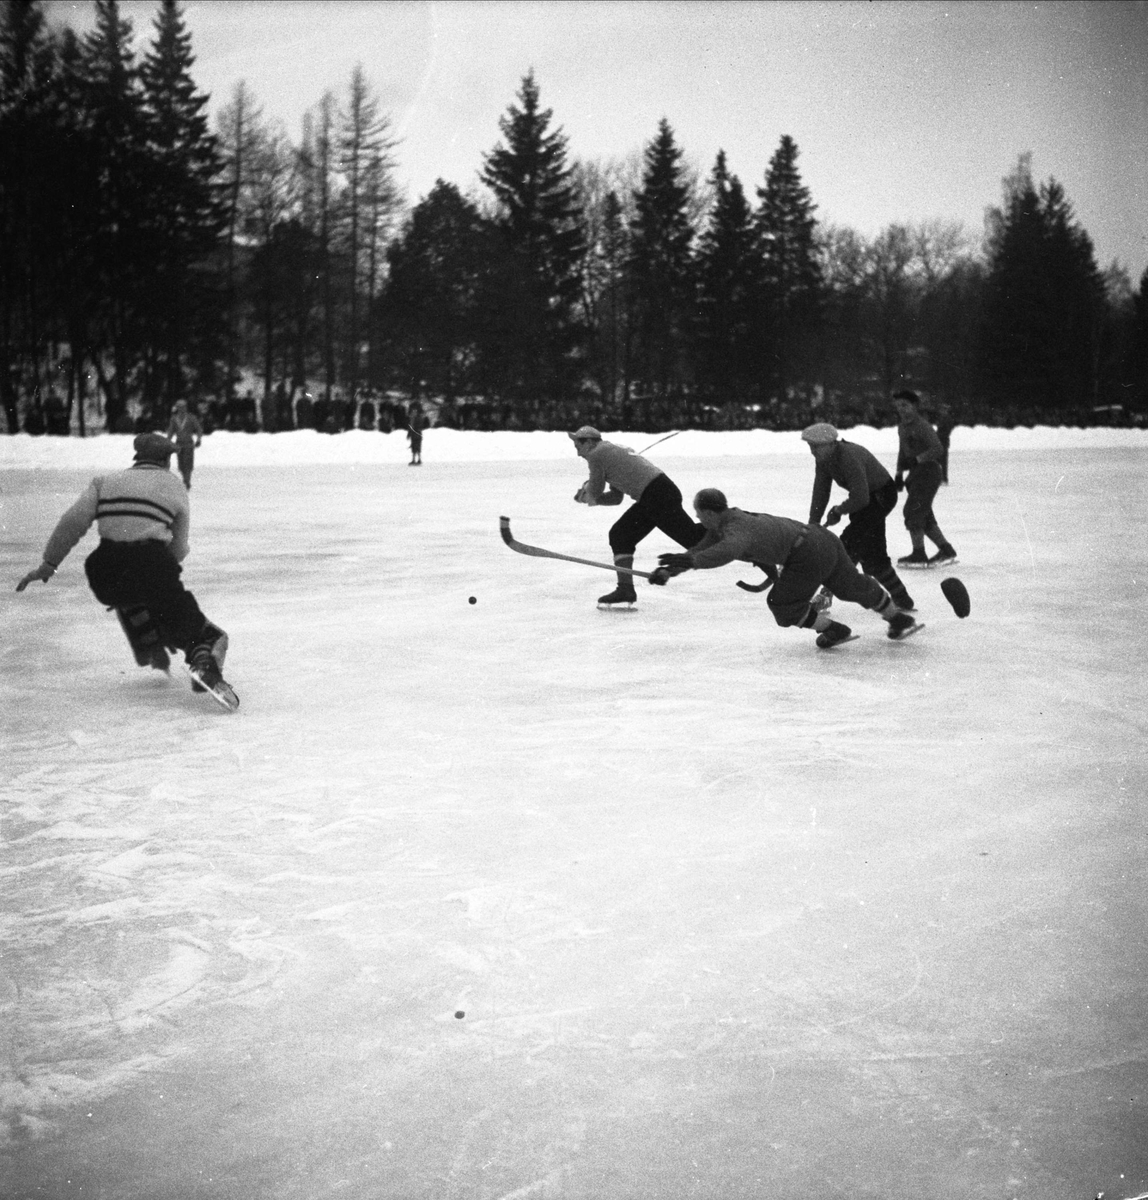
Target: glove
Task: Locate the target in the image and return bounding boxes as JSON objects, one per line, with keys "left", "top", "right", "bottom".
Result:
{"left": 824, "top": 505, "right": 843, "bottom": 527}
{"left": 648, "top": 566, "right": 671, "bottom": 586}
{"left": 599, "top": 487, "right": 625, "bottom": 506}
{"left": 574, "top": 483, "right": 589, "bottom": 504}
{"left": 657, "top": 553, "right": 693, "bottom": 577}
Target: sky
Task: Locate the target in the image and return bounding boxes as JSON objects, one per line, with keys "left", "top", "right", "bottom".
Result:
{"left": 42, "top": 0, "right": 1148, "bottom": 281}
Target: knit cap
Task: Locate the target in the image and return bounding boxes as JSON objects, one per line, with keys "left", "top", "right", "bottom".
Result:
{"left": 133, "top": 432, "right": 175, "bottom": 462}
{"left": 801, "top": 423, "right": 838, "bottom": 445}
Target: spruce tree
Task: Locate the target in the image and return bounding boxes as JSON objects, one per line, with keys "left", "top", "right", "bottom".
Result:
{"left": 376, "top": 180, "right": 491, "bottom": 400}
{"left": 755, "top": 134, "right": 821, "bottom": 404}
{"left": 139, "top": 0, "right": 224, "bottom": 412}
{"left": 480, "top": 70, "right": 585, "bottom": 402}
{"left": 81, "top": 0, "right": 152, "bottom": 430}
{"left": 980, "top": 155, "right": 1104, "bottom": 413}
{"left": 694, "top": 150, "right": 759, "bottom": 413}
{"left": 628, "top": 118, "right": 696, "bottom": 419}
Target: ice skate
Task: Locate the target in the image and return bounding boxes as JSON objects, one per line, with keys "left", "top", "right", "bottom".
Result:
{"left": 598, "top": 554, "right": 638, "bottom": 609}
{"left": 886, "top": 611, "right": 924, "bottom": 640}
{"left": 815, "top": 620, "right": 857, "bottom": 649}
{"left": 597, "top": 583, "right": 637, "bottom": 609}
{"left": 185, "top": 625, "right": 237, "bottom": 709}
{"left": 927, "top": 545, "right": 958, "bottom": 567}
{"left": 897, "top": 548, "right": 930, "bottom": 570}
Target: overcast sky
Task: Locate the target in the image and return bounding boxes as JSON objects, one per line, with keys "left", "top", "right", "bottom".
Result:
{"left": 45, "top": 0, "right": 1148, "bottom": 280}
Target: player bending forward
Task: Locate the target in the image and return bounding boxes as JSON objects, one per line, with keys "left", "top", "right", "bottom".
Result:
{"left": 15, "top": 432, "right": 237, "bottom": 706}
{"left": 570, "top": 425, "right": 702, "bottom": 607}
{"left": 651, "top": 488, "right": 921, "bottom": 648}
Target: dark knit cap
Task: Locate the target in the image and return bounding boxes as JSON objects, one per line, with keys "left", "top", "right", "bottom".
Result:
{"left": 133, "top": 432, "right": 175, "bottom": 462}
{"left": 694, "top": 487, "right": 728, "bottom": 513}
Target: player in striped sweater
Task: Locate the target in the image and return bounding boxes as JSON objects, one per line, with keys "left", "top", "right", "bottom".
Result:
{"left": 15, "top": 433, "right": 235, "bottom": 703}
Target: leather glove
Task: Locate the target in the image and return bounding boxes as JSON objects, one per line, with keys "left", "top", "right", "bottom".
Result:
{"left": 657, "top": 553, "right": 693, "bottom": 576}
{"left": 599, "top": 487, "right": 624, "bottom": 506}
{"left": 824, "top": 505, "right": 843, "bottom": 527}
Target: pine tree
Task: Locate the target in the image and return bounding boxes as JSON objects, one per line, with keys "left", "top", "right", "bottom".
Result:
{"left": 755, "top": 134, "right": 822, "bottom": 404}
{"left": 980, "top": 155, "right": 1104, "bottom": 412}
{"left": 139, "top": 0, "right": 224, "bottom": 413}
{"left": 628, "top": 118, "right": 696, "bottom": 419}
{"left": 694, "top": 150, "right": 760, "bottom": 413}
{"left": 480, "top": 70, "right": 585, "bottom": 402}
{"left": 81, "top": 0, "right": 152, "bottom": 430}
{"left": 216, "top": 80, "right": 264, "bottom": 405}
{"left": 337, "top": 64, "right": 396, "bottom": 411}
{"left": 376, "top": 180, "right": 491, "bottom": 400}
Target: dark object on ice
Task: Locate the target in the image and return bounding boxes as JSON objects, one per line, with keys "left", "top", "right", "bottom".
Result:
{"left": 941, "top": 576, "right": 970, "bottom": 618}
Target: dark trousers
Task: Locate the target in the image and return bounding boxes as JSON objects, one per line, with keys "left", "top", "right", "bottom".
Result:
{"left": 903, "top": 461, "right": 943, "bottom": 535}
{"left": 608, "top": 473, "right": 704, "bottom": 557}
{"left": 175, "top": 445, "right": 195, "bottom": 485}
{"left": 768, "top": 526, "right": 885, "bottom": 627}
{"left": 839, "top": 479, "right": 897, "bottom": 575}
{"left": 85, "top": 539, "right": 208, "bottom": 653}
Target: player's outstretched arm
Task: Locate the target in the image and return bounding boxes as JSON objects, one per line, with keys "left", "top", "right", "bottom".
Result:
{"left": 16, "top": 561, "right": 56, "bottom": 591}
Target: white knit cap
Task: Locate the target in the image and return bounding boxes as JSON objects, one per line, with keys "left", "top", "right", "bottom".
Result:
{"left": 801, "top": 423, "right": 838, "bottom": 445}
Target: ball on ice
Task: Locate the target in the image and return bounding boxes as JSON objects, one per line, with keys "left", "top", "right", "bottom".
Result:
{"left": 468, "top": 596, "right": 477, "bottom": 605}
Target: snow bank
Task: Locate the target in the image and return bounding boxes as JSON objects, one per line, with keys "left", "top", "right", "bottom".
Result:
{"left": 0, "top": 423, "right": 1145, "bottom": 470}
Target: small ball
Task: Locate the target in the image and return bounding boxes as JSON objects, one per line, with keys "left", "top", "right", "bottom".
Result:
{"left": 454, "top": 1010, "right": 465, "bottom": 1019}
{"left": 468, "top": 596, "right": 477, "bottom": 605}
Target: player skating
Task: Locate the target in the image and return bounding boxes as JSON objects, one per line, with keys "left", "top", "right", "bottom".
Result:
{"left": 569, "top": 425, "right": 703, "bottom": 607}
{"left": 165, "top": 399, "right": 203, "bottom": 490}
{"left": 651, "top": 488, "right": 921, "bottom": 648}
{"left": 801, "top": 422, "right": 915, "bottom": 611}
{"left": 15, "top": 433, "right": 237, "bottom": 709}
{"left": 892, "top": 390, "right": 957, "bottom": 568}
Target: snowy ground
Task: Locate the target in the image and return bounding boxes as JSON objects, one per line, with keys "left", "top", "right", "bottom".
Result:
{"left": 1, "top": 427, "right": 1146, "bottom": 1200}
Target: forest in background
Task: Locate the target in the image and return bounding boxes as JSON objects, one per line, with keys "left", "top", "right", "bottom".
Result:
{"left": 2, "top": 0, "right": 1146, "bottom": 438}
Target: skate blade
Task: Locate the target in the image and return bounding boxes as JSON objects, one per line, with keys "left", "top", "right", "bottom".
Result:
{"left": 898, "top": 562, "right": 932, "bottom": 571}
{"left": 597, "top": 603, "right": 637, "bottom": 611}
{"left": 888, "top": 621, "right": 925, "bottom": 641}
{"left": 184, "top": 665, "right": 240, "bottom": 711}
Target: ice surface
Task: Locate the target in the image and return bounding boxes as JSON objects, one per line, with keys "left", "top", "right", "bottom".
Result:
{"left": 1, "top": 428, "right": 1146, "bottom": 1199}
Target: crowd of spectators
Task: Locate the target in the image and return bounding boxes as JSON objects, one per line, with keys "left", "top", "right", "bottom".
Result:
{"left": 6, "top": 384, "right": 1145, "bottom": 439}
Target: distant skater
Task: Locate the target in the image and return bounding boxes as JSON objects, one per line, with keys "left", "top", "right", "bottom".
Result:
{"left": 569, "top": 425, "right": 703, "bottom": 607}
{"left": 892, "top": 390, "right": 957, "bottom": 568}
{"left": 15, "top": 432, "right": 237, "bottom": 705}
{"left": 407, "top": 405, "right": 425, "bottom": 465}
{"left": 801, "top": 422, "right": 915, "bottom": 611}
{"left": 651, "top": 488, "right": 920, "bottom": 648}
{"left": 165, "top": 399, "right": 203, "bottom": 489}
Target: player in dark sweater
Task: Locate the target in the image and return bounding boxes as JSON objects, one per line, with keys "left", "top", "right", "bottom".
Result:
{"left": 893, "top": 390, "right": 957, "bottom": 568}
{"left": 801, "top": 422, "right": 914, "bottom": 610}
{"left": 651, "top": 488, "right": 920, "bottom": 648}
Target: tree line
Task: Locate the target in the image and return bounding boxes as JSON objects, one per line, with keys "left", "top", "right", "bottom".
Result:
{"left": 2, "top": 0, "right": 1145, "bottom": 438}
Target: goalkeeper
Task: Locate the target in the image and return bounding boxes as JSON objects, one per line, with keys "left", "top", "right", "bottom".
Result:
{"left": 569, "top": 426, "right": 703, "bottom": 607}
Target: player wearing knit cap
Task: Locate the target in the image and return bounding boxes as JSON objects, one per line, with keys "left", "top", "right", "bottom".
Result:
{"left": 800, "top": 422, "right": 914, "bottom": 611}
{"left": 650, "top": 488, "right": 920, "bottom": 648}
{"left": 569, "top": 426, "right": 703, "bottom": 607}
{"left": 15, "top": 433, "right": 237, "bottom": 708}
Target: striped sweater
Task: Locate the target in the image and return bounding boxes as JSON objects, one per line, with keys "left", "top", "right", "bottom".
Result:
{"left": 42, "top": 463, "right": 191, "bottom": 568}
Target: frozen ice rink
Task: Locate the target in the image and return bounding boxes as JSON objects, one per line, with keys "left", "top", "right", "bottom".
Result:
{"left": 2, "top": 426, "right": 1146, "bottom": 1200}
